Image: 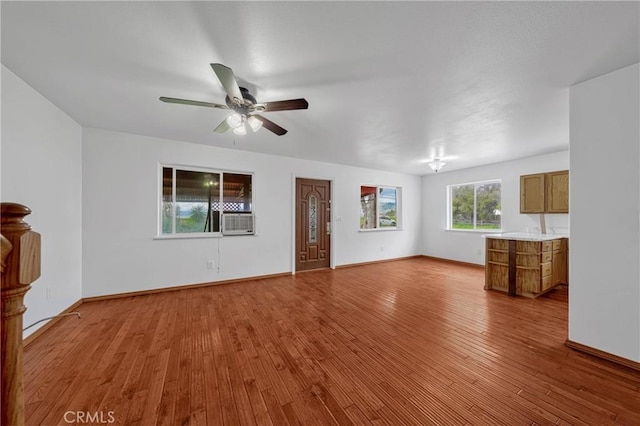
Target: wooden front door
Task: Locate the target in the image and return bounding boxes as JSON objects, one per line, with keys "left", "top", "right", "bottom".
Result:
{"left": 296, "top": 178, "right": 331, "bottom": 271}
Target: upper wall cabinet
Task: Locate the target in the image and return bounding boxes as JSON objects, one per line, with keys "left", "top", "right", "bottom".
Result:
{"left": 520, "top": 170, "right": 569, "bottom": 214}
{"left": 520, "top": 173, "right": 546, "bottom": 213}
{"left": 545, "top": 170, "right": 569, "bottom": 213}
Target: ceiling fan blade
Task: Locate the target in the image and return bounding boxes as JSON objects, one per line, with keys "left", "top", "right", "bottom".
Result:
{"left": 253, "top": 115, "right": 287, "bottom": 136}
{"left": 159, "top": 97, "right": 229, "bottom": 109}
{"left": 213, "top": 119, "right": 230, "bottom": 133}
{"left": 259, "top": 98, "right": 309, "bottom": 112}
{"left": 210, "top": 63, "right": 244, "bottom": 105}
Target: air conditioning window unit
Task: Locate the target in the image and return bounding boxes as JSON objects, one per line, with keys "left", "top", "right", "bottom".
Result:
{"left": 222, "top": 214, "right": 255, "bottom": 235}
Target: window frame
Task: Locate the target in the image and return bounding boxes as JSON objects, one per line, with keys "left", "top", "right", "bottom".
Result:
{"left": 359, "top": 185, "right": 402, "bottom": 231}
{"left": 447, "top": 179, "right": 502, "bottom": 232}
{"left": 157, "top": 164, "right": 254, "bottom": 238}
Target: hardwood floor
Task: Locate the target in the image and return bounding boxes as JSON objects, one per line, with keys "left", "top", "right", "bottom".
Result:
{"left": 23, "top": 258, "right": 640, "bottom": 425}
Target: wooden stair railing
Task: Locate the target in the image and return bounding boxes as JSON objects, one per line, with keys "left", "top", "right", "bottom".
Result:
{"left": 1, "top": 203, "right": 41, "bottom": 426}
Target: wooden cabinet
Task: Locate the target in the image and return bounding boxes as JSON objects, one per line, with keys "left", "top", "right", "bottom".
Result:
{"left": 520, "top": 170, "right": 569, "bottom": 214}
{"left": 546, "top": 171, "right": 569, "bottom": 213}
{"left": 485, "top": 237, "right": 568, "bottom": 297}
{"left": 520, "top": 173, "right": 546, "bottom": 213}
{"left": 551, "top": 238, "right": 568, "bottom": 285}
{"left": 517, "top": 240, "right": 551, "bottom": 295}
{"left": 485, "top": 238, "right": 509, "bottom": 292}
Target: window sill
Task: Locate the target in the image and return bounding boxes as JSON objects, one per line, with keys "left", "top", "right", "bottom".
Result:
{"left": 154, "top": 233, "right": 223, "bottom": 240}
{"left": 359, "top": 227, "right": 403, "bottom": 232}
{"left": 445, "top": 229, "right": 502, "bottom": 234}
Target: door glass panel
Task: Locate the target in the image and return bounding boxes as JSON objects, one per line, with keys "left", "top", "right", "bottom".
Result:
{"left": 309, "top": 194, "right": 318, "bottom": 243}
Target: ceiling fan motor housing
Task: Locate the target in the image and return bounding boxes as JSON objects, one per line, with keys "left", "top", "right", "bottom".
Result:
{"left": 226, "top": 87, "right": 258, "bottom": 115}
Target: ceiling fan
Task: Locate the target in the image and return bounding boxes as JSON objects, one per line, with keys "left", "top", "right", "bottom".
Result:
{"left": 160, "top": 63, "right": 309, "bottom": 136}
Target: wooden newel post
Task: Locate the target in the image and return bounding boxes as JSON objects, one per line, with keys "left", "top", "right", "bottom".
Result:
{"left": 1, "top": 203, "right": 41, "bottom": 426}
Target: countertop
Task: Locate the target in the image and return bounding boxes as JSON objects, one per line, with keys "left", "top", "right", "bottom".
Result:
{"left": 482, "top": 232, "right": 568, "bottom": 241}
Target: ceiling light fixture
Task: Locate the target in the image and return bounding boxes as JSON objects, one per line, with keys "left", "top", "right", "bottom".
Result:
{"left": 247, "top": 116, "right": 263, "bottom": 132}
{"left": 427, "top": 158, "right": 446, "bottom": 173}
{"left": 232, "top": 124, "right": 247, "bottom": 135}
{"left": 226, "top": 113, "right": 243, "bottom": 129}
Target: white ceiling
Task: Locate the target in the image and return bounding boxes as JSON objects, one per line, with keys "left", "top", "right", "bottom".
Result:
{"left": 2, "top": 2, "right": 638, "bottom": 175}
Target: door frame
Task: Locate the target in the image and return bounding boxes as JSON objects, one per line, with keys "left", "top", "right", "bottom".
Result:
{"left": 291, "top": 174, "right": 335, "bottom": 274}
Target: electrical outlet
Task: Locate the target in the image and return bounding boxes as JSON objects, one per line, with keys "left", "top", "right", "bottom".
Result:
{"left": 380, "top": 246, "right": 384, "bottom": 252}
{"left": 477, "top": 248, "right": 482, "bottom": 255}
{"left": 207, "top": 260, "right": 215, "bottom": 269}
{"left": 45, "top": 288, "right": 51, "bottom": 300}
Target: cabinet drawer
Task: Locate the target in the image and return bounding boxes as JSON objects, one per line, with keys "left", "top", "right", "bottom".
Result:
{"left": 541, "top": 251, "right": 552, "bottom": 262}
{"left": 552, "top": 239, "right": 562, "bottom": 250}
{"left": 541, "top": 262, "right": 552, "bottom": 277}
{"left": 541, "top": 241, "right": 553, "bottom": 252}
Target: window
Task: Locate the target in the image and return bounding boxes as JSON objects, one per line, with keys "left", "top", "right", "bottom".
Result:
{"left": 161, "top": 166, "right": 253, "bottom": 235}
{"left": 448, "top": 180, "right": 501, "bottom": 231}
{"left": 360, "top": 185, "right": 400, "bottom": 230}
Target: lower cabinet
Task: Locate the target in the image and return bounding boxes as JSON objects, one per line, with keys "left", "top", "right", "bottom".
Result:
{"left": 551, "top": 239, "right": 568, "bottom": 286}
{"left": 485, "top": 238, "right": 568, "bottom": 297}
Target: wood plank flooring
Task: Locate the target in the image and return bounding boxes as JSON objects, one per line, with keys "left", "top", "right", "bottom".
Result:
{"left": 23, "top": 258, "right": 640, "bottom": 425}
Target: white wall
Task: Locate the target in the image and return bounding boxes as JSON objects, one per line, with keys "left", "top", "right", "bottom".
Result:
{"left": 422, "top": 151, "right": 569, "bottom": 265}
{"left": 82, "top": 128, "right": 422, "bottom": 297}
{"left": 1, "top": 65, "right": 83, "bottom": 338}
{"left": 569, "top": 63, "right": 640, "bottom": 362}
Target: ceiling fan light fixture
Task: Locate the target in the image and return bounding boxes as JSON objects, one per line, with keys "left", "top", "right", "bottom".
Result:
{"left": 226, "top": 113, "right": 243, "bottom": 129}
{"left": 428, "top": 158, "right": 446, "bottom": 173}
{"left": 161, "top": 64, "right": 307, "bottom": 136}
{"left": 247, "top": 116, "right": 263, "bottom": 132}
{"left": 233, "top": 124, "right": 247, "bottom": 135}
